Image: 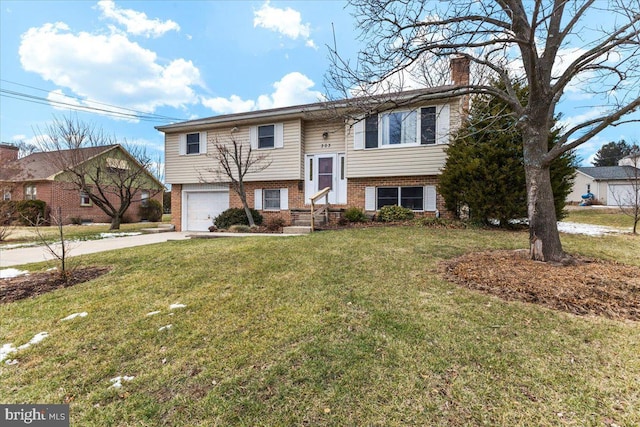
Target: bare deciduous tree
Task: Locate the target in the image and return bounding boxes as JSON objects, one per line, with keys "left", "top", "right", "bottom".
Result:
{"left": 35, "top": 116, "right": 163, "bottom": 230}
{"left": 328, "top": 0, "right": 640, "bottom": 262}
{"left": 30, "top": 207, "right": 75, "bottom": 280}
{"left": 202, "top": 132, "right": 271, "bottom": 227}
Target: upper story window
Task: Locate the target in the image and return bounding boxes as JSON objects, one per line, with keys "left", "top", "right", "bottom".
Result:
{"left": 258, "top": 125, "right": 275, "bottom": 149}
{"left": 250, "top": 123, "right": 284, "bottom": 150}
{"left": 186, "top": 133, "right": 200, "bottom": 154}
{"left": 355, "top": 105, "right": 447, "bottom": 149}
{"left": 179, "top": 132, "right": 207, "bottom": 156}
{"left": 24, "top": 184, "right": 37, "bottom": 200}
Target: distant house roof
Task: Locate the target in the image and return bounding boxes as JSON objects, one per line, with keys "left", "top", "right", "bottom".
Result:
{"left": 0, "top": 145, "right": 117, "bottom": 182}
{"left": 577, "top": 166, "right": 639, "bottom": 180}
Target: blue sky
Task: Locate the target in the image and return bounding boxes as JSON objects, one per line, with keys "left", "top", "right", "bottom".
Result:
{"left": 1, "top": 0, "right": 637, "bottom": 168}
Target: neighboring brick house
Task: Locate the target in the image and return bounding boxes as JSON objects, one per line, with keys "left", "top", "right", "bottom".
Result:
{"left": 157, "top": 58, "right": 470, "bottom": 232}
{"left": 0, "top": 144, "right": 164, "bottom": 224}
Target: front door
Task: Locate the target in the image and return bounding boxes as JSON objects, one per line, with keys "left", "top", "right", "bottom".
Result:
{"left": 305, "top": 153, "right": 346, "bottom": 204}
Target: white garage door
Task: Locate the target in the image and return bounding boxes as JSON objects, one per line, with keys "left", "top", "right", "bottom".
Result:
{"left": 607, "top": 184, "right": 638, "bottom": 207}
{"left": 185, "top": 191, "right": 229, "bottom": 231}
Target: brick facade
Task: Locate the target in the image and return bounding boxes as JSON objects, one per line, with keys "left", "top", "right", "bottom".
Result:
{"left": 171, "top": 184, "right": 183, "bottom": 231}
{"left": 3, "top": 180, "right": 163, "bottom": 225}
{"left": 172, "top": 175, "right": 446, "bottom": 230}
{"left": 347, "top": 175, "right": 448, "bottom": 217}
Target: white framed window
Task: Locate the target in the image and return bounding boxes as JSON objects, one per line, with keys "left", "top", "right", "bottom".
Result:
{"left": 354, "top": 104, "right": 449, "bottom": 149}
{"left": 80, "top": 191, "right": 91, "bottom": 206}
{"left": 24, "top": 184, "right": 37, "bottom": 200}
{"left": 179, "top": 132, "right": 207, "bottom": 156}
{"left": 250, "top": 123, "right": 284, "bottom": 150}
{"left": 365, "top": 185, "right": 437, "bottom": 212}
{"left": 254, "top": 188, "right": 289, "bottom": 211}
{"left": 3, "top": 190, "right": 11, "bottom": 201}
{"left": 141, "top": 190, "right": 150, "bottom": 207}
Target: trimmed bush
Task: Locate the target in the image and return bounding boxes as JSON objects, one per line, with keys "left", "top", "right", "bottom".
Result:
{"left": 343, "top": 207, "right": 368, "bottom": 223}
{"left": 229, "top": 224, "right": 252, "bottom": 233}
{"left": 377, "top": 205, "right": 414, "bottom": 222}
{"left": 15, "top": 200, "right": 48, "bottom": 225}
{"left": 139, "top": 198, "right": 163, "bottom": 222}
{"left": 265, "top": 217, "right": 286, "bottom": 231}
{"left": 214, "top": 207, "right": 263, "bottom": 229}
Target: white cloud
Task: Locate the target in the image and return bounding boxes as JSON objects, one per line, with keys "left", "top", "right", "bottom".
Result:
{"left": 201, "top": 95, "right": 256, "bottom": 115}
{"left": 96, "top": 0, "right": 180, "bottom": 38}
{"left": 254, "top": 1, "right": 316, "bottom": 49}
{"left": 201, "top": 72, "right": 324, "bottom": 115}
{"left": 19, "top": 22, "right": 202, "bottom": 119}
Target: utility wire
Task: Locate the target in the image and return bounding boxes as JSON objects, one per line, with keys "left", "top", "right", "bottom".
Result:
{"left": 0, "top": 79, "right": 187, "bottom": 123}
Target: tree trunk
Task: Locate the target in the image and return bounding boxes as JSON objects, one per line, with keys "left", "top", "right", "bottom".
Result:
{"left": 238, "top": 192, "right": 255, "bottom": 228}
{"left": 110, "top": 215, "right": 122, "bottom": 230}
{"left": 525, "top": 163, "right": 565, "bottom": 262}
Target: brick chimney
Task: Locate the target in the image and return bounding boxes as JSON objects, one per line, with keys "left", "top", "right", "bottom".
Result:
{"left": 0, "top": 143, "right": 19, "bottom": 166}
{"left": 450, "top": 56, "right": 470, "bottom": 87}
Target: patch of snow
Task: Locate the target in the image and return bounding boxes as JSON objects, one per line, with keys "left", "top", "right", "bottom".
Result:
{"left": 110, "top": 375, "right": 135, "bottom": 388}
{"left": 1, "top": 268, "right": 29, "bottom": 279}
{"left": 158, "top": 324, "right": 173, "bottom": 332}
{"left": 0, "top": 343, "right": 17, "bottom": 362}
{"left": 1, "top": 332, "right": 49, "bottom": 361}
{"left": 5, "top": 359, "right": 19, "bottom": 365}
{"left": 146, "top": 310, "right": 161, "bottom": 316}
{"left": 61, "top": 312, "right": 88, "bottom": 321}
{"left": 169, "top": 303, "right": 186, "bottom": 310}
{"left": 18, "top": 332, "right": 49, "bottom": 350}
{"left": 47, "top": 267, "right": 58, "bottom": 272}
{"left": 99, "top": 232, "right": 142, "bottom": 239}
{"left": 557, "top": 222, "right": 627, "bottom": 236}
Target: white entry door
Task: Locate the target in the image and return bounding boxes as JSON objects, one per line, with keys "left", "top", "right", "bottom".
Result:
{"left": 305, "top": 153, "right": 346, "bottom": 204}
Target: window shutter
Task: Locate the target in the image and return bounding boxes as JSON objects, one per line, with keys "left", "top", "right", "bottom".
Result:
{"left": 274, "top": 123, "right": 284, "bottom": 148}
{"left": 280, "top": 188, "right": 289, "bottom": 210}
{"left": 365, "top": 186, "right": 376, "bottom": 211}
{"left": 254, "top": 189, "right": 263, "bottom": 210}
{"left": 436, "top": 104, "right": 450, "bottom": 144}
{"left": 179, "top": 134, "right": 186, "bottom": 155}
{"left": 250, "top": 126, "right": 258, "bottom": 149}
{"left": 424, "top": 185, "right": 437, "bottom": 211}
{"left": 353, "top": 119, "right": 364, "bottom": 150}
{"left": 200, "top": 132, "right": 207, "bottom": 154}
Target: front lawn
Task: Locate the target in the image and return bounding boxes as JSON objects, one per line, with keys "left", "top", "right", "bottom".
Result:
{"left": 1, "top": 227, "right": 638, "bottom": 426}
{"left": 564, "top": 206, "right": 635, "bottom": 229}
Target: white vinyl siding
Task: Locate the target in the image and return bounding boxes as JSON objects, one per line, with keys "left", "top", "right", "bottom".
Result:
{"left": 165, "top": 120, "right": 302, "bottom": 184}
{"left": 348, "top": 100, "right": 456, "bottom": 178}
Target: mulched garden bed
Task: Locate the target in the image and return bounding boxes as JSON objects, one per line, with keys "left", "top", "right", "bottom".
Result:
{"left": 0, "top": 266, "right": 111, "bottom": 304}
{"left": 441, "top": 250, "right": 640, "bottom": 321}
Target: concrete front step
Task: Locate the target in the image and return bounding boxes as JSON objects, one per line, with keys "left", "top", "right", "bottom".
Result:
{"left": 141, "top": 223, "right": 176, "bottom": 233}
{"left": 282, "top": 226, "right": 312, "bottom": 234}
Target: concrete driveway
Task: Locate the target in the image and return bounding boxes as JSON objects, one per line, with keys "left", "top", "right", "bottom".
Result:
{"left": 0, "top": 232, "right": 192, "bottom": 268}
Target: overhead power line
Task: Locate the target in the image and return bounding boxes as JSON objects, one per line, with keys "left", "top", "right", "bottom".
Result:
{"left": 0, "top": 79, "right": 187, "bottom": 123}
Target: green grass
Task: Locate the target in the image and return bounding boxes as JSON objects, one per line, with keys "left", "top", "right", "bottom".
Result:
{"left": 1, "top": 227, "right": 638, "bottom": 426}
{"left": 564, "top": 207, "right": 635, "bottom": 229}
{"left": 1, "top": 222, "right": 164, "bottom": 246}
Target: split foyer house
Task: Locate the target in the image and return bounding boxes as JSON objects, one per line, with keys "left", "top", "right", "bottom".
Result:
{"left": 158, "top": 58, "right": 470, "bottom": 232}
{"left": 0, "top": 144, "right": 164, "bottom": 224}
